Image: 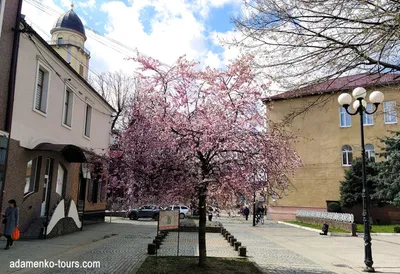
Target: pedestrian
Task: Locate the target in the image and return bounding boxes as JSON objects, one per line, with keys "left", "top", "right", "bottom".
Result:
{"left": 208, "top": 207, "right": 213, "bottom": 221}
{"left": 2, "top": 199, "right": 19, "bottom": 250}
{"left": 243, "top": 206, "right": 250, "bottom": 221}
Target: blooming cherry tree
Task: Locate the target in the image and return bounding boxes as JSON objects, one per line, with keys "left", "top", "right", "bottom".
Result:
{"left": 119, "top": 54, "right": 301, "bottom": 266}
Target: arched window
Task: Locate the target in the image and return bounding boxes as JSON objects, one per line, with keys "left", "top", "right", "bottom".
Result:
{"left": 24, "top": 157, "right": 41, "bottom": 196}
{"left": 341, "top": 145, "right": 353, "bottom": 166}
{"left": 365, "top": 144, "right": 375, "bottom": 161}
{"left": 56, "top": 163, "right": 67, "bottom": 197}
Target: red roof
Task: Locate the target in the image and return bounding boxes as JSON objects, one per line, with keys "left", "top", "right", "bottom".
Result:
{"left": 263, "top": 73, "right": 400, "bottom": 102}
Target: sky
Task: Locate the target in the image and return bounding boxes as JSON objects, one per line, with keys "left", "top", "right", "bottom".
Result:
{"left": 21, "top": 0, "right": 244, "bottom": 76}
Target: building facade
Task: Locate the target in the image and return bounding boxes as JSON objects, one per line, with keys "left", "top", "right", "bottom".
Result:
{"left": 1, "top": 7, "right": 115, "bottom": 238}
{"left": 264, "top": 74, "right": 400, "bottom": 220}
{"left": 0, "top": 0, "right": 23, "bottom": 212}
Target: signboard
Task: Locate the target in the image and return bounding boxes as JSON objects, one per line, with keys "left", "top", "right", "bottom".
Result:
{"left": 158, "top": 210, "right": 179, "bottom": 231}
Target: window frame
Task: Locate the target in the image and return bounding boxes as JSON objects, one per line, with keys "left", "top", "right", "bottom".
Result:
{"left": 0, "top": 0, "right": 6, "bottom": 38}
{"left": 62, "top": 87, "right": 74, "bottom": 128}
{"left": 83, "top": 103, "right": 92, "bottom": 139}
{"left": 363, "top": 103, "right": 374, "bottom": 126}
{"left": 33, "top": 61, "right": 51, "bottom": 116}
{"left": 24, "top": 157, "right": 42, "bottom": 197}
{"left": 55, "top": 163, "right": 67, "bottom": 197}
{"left": 365, "top": 144, "right": 375, "bottom": 161}
{"left": 383, "top": 101, "right": 397, "bottom": 124}
{"left": 57, "top": 37, "right": 63, "bottom": 45}
{"left": 79, "top": 64, "right": 84, "bottom": 76}
{"left": 339, "top": 107, "right": 351, "bottom": 128}
{"left": 341, "top": 145, "right": 353, "bottom": 167}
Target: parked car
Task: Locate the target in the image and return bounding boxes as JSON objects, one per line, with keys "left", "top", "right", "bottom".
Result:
{"left": 167, "top": 205, "right": 190, "bottom": 219}
{"left": 127, "top": 205, "right": 160, "bottom": 220}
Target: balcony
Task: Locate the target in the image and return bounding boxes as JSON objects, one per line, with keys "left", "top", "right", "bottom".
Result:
{"left": 47, "top": 40, "right": 91, "bottom": 57}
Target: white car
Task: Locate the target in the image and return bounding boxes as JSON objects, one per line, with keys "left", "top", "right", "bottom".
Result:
{"left": 168, "top": 205, "right": 190, "bottom": 219}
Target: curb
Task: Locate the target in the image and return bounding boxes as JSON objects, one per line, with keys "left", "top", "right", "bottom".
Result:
{"left": 279, "top": 222, "right": 400, "bottom": 237}
{"left": 278, "top": 221, "right": 332, "bottom": 236}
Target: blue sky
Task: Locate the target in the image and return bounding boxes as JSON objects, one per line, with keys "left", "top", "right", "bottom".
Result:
{"left": 22, "top": 0, "right": 243, "bottom": 72}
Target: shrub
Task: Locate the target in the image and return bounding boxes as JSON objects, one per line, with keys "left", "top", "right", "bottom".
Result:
{"left": 327, "top": 202, "right": 342, "bottom": 213}
{"left": 394, "top": 226, "right": 400, "bottom": 233}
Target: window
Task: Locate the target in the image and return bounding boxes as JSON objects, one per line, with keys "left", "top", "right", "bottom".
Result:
{"left": 341, "top": 145, "right": 353, "bottom": 166}
{"left": 365, "top": 144, "right": 375, "bottom": 161}
{"left": 24, "top": 157, "right": 41, "bottom": 196}
{"left": 0, "top": 0, "right": 6, "bottom": 38}
{"left": 79, "top": 64, "right": 84, "bottom": 76}
{"left": 363, "top": 104, "right": 374, "bottom": 126}
{"left": 339, "top": 107, "right": 351, "bottom": 127}
{"left": 66, "top": 47, "right": 71, "bottom": 63}
{"left": 63, "top": 89, "right": 73, "bottom": 127}
{"left": 384, "top": 101, "right": 397, "bottom": 124}
{"left": 57, "top": 37, "right": 63, "bottom": 45}
{"left": 56, "top": 164, "right": 67, "bottom": 196}
{"left": 0, "top": 135, "right": 8, "bottom": 166}
{"left": 34, "top": 66, "right": 50, "bottom": 114}
{"left": 84, "top": 104, "right": 92, "bottom": 137}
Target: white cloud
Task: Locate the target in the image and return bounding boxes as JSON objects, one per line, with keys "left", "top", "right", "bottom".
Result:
{"left": 22, "top": 0, "right": 245, "bottom": 76}
{"left": 78, "top": 0, "right": 96, "bottom": 9}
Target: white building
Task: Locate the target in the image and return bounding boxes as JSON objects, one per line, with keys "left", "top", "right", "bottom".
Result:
{"left": 2, "top": 7, "right": 115, "bottom": 238}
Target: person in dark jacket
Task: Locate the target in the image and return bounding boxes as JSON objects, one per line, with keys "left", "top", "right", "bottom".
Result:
{"left": 243, "top": 206, "right": 250, "bottom": 221}
{"left": 2, "top": 199, "right": 19, "bottom": 250}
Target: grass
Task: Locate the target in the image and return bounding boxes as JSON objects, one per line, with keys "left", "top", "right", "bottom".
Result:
{"left": 287, "top": 221, "right": 400, "bottom": 233}
{"left": 136, "top": 256, "right": 262, "bottom": 274}
{"left": 286, "top": 221, "right": 350, "bottom": 233}
{"left": 356, "top": 224, "right": 400, "bottom": 233}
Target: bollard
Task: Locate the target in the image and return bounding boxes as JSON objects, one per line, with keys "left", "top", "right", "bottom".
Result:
{"left": 230, "top": 238, "right": 237, "bottom": 246}
{"left": 153, "top": 239, "right": 161, "bottom": 249}
{"left": 238, "top": 246, "right": 247, "bottom": 257}
{"left": 148, "top": 243, "right": 156, "bottom": 254}
{"left": 225, "top": 233, "right": 231, "bottom": 240}
{"left": 234, "top": 241, "right": 241, "bottom": 251}
{"left": 222, "top": 228, "right": 226, "bottom": 235}
{"left": 156, "top": 235, "right": 163, "bottom": 242}
{"left": 228, "top": 235, "right": 234, "bottom": 243}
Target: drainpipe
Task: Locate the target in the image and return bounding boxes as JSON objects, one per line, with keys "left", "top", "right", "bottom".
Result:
{"left": 0, "top": 0, "right": 23, "bottom": 212}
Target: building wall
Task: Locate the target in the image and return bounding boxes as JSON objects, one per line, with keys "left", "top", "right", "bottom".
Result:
{"left": 2, "top": 138, "right": 78, "bottom": 238}
{"left": 12, "top": 33, "right": 111, "bottom": 153}
{"left": 0, "top": 0, "right": 21, "bottom": 130}
{"left": 266, "top": 86, "right": 400, "bottom": 210}
{"left": 50, "top": 29, "right": 89, "bottom": 79}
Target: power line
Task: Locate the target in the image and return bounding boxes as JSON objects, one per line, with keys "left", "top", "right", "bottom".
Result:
{"left": 23, "top": 0, "right": 171, "bottom": 67}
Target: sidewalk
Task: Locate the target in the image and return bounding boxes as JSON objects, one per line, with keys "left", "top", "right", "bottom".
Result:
{"left": 0, "top": 220, "right": 155, "bottom": 274}
{"left": 219, "top": 218, "right": 400, "bottom": 274}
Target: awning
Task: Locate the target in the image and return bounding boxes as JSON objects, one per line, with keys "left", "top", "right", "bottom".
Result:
{"left": 32, "top": 143, "right": 87, "bottom": 163}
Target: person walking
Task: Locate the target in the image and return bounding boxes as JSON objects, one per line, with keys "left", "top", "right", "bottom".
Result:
{"left": 243, "top": 206, "right": 250, "bottom": 221}
{"left": 2, "top": 199, "right": 19, "bottom": 250}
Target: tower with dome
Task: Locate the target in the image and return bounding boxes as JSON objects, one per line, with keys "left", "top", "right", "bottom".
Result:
{"left": 50, "top": 4, "right": 90, "bottom": 80}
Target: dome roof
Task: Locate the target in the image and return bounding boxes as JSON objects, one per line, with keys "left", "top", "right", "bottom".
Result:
{"left": 52, "top": 8, "right": 85, "bottom": 37}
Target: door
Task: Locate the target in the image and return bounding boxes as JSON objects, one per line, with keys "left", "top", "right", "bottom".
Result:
{"left": 41, "top": 158, "right": 52, "bottom": 217}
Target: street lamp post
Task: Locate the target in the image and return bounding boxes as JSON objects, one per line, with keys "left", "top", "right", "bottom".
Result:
{"left": 338, "top": 87, "right": 384, "bottom": 273}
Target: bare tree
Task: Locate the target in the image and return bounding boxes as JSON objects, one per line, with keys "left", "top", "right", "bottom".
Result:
{"left": 231, "top": 0, "right": 400, "bottom": 90}
{"left": 90, "top": 71, "right": 138, "bottom": 130}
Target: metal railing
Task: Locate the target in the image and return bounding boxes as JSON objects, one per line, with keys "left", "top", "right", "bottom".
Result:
{"left": 47, "top": 40, "right": 91, "bottom": 56}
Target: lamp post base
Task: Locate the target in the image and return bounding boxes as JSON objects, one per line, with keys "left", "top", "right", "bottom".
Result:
{"left": 363, "top": 266, "right": 375, "bottom": 273}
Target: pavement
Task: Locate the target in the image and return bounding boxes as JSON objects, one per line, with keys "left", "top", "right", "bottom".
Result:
{"left": 219, "top": 217, "right": 400, "bottom": 274}
{"left": 0, "top": 217, "right": 157, "bottom": 274}
{"left": 1, "top": 216, "right": 399, "bottom": 274}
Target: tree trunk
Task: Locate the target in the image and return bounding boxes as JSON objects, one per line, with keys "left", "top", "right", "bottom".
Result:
{"left": 198, "top": 185, "right": 207, "bottom": 267}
